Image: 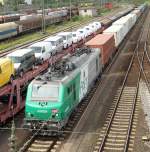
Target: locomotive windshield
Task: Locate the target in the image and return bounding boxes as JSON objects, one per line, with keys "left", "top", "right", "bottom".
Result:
{"left": 32, "top": 83, "right": 59, "bottom": 101}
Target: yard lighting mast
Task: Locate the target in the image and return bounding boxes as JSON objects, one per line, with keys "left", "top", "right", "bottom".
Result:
{"left": 70, "top": 0, "right": 72, "bottom": 20}
{"left": 42, "top": 0, "right": 46, "bottom": 34}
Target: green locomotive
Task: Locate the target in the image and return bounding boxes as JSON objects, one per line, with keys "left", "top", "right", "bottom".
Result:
{"left": 24, "top": 48, "right": 102, "bottom": 133}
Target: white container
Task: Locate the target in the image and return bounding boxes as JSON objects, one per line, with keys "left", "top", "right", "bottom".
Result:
{"left": 131, "top": 10, "right": 141, "bottom": 18}
{"left": 77, "top": 28, "right": 88, "bottom": 39}
{"left": 123, "top": 15, "right": 133, "bottom": 30}
{"left": 103, "top": 25, "right": 124, "bottom": 47}
{"left": 128, "top": 14, "right": 137, "bottom": 26}
{"left": 113, "top": 17, "right": 130, "bottom": 36}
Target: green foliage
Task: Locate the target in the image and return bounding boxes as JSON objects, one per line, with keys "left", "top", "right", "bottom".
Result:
{"left": 4, "top": 0, "right": 24, "bottom": 11}
{"left": 71, "top": 15, "right": 91, "bottom": 22}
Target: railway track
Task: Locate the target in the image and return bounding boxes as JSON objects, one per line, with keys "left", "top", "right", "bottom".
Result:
{"left": 93, "top": 8, "right": 150, "bottom": 152}
{"left": 0, "top": 8, "right": 131, "bottom": 58}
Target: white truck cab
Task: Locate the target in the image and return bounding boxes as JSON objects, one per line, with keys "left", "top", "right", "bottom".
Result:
{"left": 57, "top": 32, "right": 73, "bottom": 49}
{"left": 44, "top": 36, "right": 63, "bottom": 53}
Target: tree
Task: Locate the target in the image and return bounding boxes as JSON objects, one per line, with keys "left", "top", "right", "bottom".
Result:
{"left": 4, "top": 0, "right": 24, "bottom": 11}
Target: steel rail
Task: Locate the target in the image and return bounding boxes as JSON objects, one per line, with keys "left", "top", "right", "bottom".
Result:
{"left": 136, "top": 23, "right": 150, "bottom": 92}
{"left": 123, "top": 43, "right": 146, "bottom": 152}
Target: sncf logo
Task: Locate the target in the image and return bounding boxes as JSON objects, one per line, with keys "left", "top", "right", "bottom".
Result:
{"left": 39, "top": 102, "right": 48, "bottom": 107}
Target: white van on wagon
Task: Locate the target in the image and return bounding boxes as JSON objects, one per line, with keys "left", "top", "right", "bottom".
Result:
{"left": 77, "top": 28, "right": 88, "bottom": 39}
{"left": 57, "top": 32, "right": 73, "bottom": 49}
{"left": 84, "top": 26, "right": 93, "bottom": 36}
{"left": 44, "top": 36, "right": 64, "bottom": 53}
{"left": 72, "top": 31, "right": 82, "bottom": 43}
{"left": 29, "top": 41, "right": 54, "bottom": 63}
{"left": 92, "top": 22, "right": 101, "bottom": 30}
{"left": 88, "top": 23, "right": 97, "bottom": 32}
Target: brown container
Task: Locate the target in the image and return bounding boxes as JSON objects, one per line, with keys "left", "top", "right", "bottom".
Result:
{"left": 85, "top": 34, "right": 115, "bottom": 65}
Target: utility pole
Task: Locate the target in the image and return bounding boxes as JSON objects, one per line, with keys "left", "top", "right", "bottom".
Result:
{"left": 69, "top": 0, "right": 72, "bottom": 20}
{"left": 42, "top": 0, "right": 46, "bottom": 34}
{"left": 9, "top": 120, "right": 17, "bottom": 152}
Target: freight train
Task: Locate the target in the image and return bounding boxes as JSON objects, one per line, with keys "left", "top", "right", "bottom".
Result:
{"left": 0, "top": 6, "right": 135, "bottom": 88}
{"left": 24, "top": 4, "right": 147, "bottom": 134}
{"left": 0, "top": 7, "right": 78, "bottom": 40}
{"left": 0, "top": 14, "right": 20, "bottom": 24}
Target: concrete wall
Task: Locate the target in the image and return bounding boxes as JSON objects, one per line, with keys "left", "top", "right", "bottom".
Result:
{"left": 79, "top": 8, "right": 97, "bottom": 17}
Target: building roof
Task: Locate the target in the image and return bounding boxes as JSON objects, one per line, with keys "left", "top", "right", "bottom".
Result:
{"left": 85, "top": 34, "right": 114, "bottom": 46}
{"left": 79, "top": 7, "right": 96, "bottom": 10}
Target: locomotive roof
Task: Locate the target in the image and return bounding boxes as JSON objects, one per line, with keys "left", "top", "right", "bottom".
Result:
{"left": 33, "top": 50, "right": 99, "bottom": 84}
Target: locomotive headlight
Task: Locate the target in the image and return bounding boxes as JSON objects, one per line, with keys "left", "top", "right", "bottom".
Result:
{"left": 51, "top": 109, "right": 59, "bottom": 118}
{"left": 27, "top": 112, "right": 33, "bottom": 117}
{"left": 27, "top": 112, "right": 31, "bottom": 117}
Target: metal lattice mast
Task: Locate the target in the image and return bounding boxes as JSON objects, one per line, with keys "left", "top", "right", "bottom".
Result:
{"left": 42, "top": 0, "right": 46, "bottom": 34}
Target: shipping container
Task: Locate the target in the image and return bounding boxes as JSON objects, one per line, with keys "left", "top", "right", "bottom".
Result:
{"left": 127, "top": 13, "right": 137, "bottom": 25}
{"left": 113, "top": 17, "right": 130, "bottom": 36}
{"left": 103, "top": 25, "right": 124, "bottom": 47}
{"left": 85, "top": 34, "right": 115, "bottom": 66}
{"left": 131, "top": 10, "right": 141, "bottom": 18}
{"left": 123, "top": 14, "right": 134, "bottom": 30}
